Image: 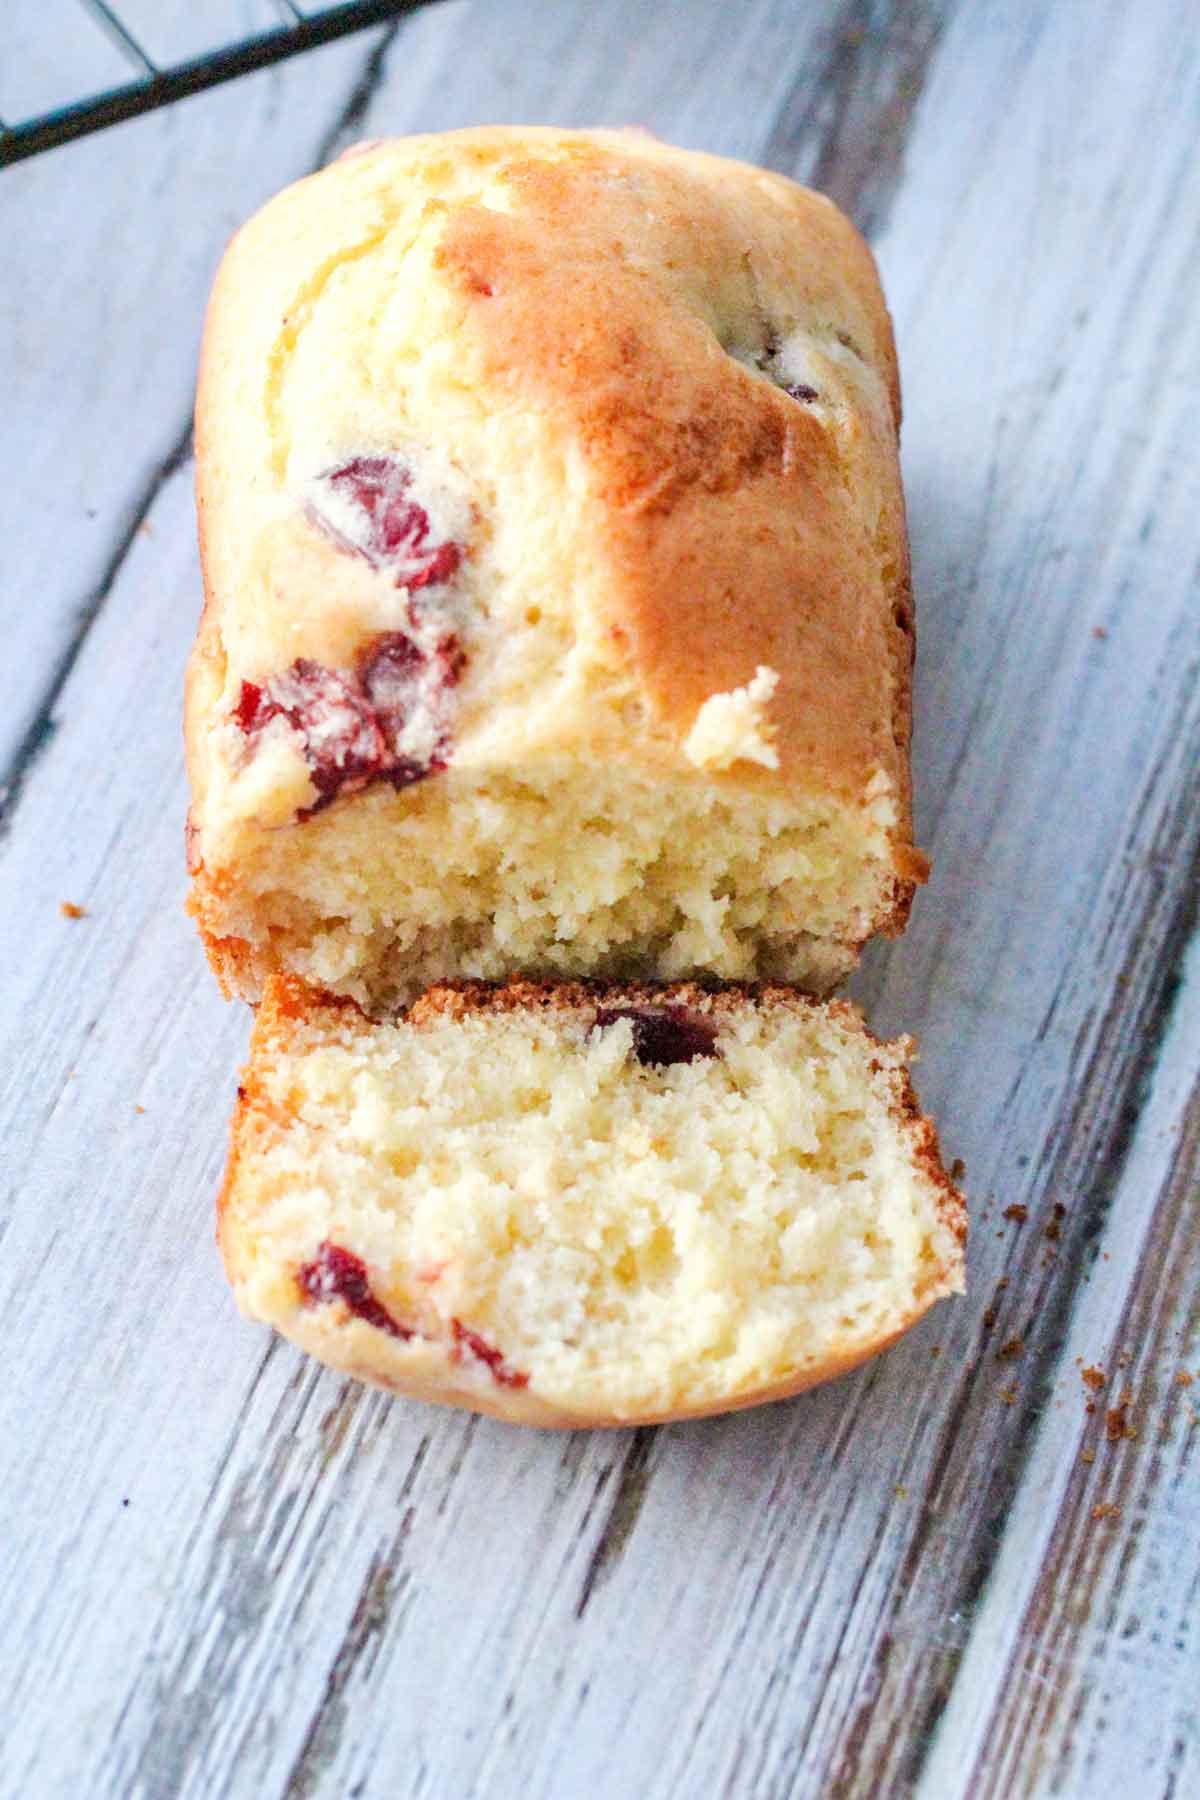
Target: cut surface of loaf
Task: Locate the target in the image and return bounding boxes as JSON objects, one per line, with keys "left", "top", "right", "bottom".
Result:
{"left": 220, "top": 976, "right": 965, "bottom": 1426}
{"left": 187, "top": 126, "right": 925, "bottom": 1008}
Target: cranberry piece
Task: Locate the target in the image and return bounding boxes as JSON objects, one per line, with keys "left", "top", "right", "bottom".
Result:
{"left": 297, "top": 1242, "right": 413, "bottom": 1340}
{"left": 234, "top": 660, "right": 387, "bottom": 814}
{"left": 783, "top": 382, "right": 819, "bottom": 403}
{"left": 358, "top": 630, "right": 426, "bottom": 748}
{"left": 359, "top": 629, "right": 461, "bottom": 785}
{"left": 233, "top": 680, "right": 266, "bottom": 732}
{"left": 594, "top": 1004, "right": 720, "bottom": 1068}
{"left": 235, "top": 624, "right": 467, "bottom": 816}
{"left": 313, "top": 456, "right": 463, "bottom": 591}
{"left": 451, "top": 1319, "right": 529, "bottom": 1389}
{"left": 360, "top": 628, "right": 424, "bottom": 685}
{"left": 434, "top": 634, "right": 467, "bottom": 688}
{"left": 360, "top": 630, "right": 465, "bottom": 700}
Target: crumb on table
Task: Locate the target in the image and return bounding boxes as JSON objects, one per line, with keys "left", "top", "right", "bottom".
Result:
{"left": 1106, "top": 1402, "right": 1136, "bottom": 1442}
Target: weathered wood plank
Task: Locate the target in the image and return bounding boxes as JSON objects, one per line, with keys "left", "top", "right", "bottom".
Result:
{"left": 810, "top": 0, "right": 1200, "bottom": 1788}
{"left": 1, "top": 2, "right": 1197, "bottom": 1797}
{"left": 921, "top": 932, "right": 1200, "bottom": 1796}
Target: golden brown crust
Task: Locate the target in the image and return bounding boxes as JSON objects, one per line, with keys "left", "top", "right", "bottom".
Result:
{"left": 425, "top": 134, "right": 912, "bottom": 808}
{"left": 183, "top": 892, "right": 260, "bottom": 1004}
{"left": 218, "top": 973, "right": 965, "bottom": 1427}
{"left": 404, "top": 974, "right": 857, "bottom": 1024}
{"left": 263, "top": 1311, "right": 928, "bottom": 1430}
{"left": 887, "top": 1063, "right": 969, "bottom": 1251}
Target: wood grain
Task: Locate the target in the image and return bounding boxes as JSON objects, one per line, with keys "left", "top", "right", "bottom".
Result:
{"left": 0, "top": 2, "right": 1197, "bottom": 1796}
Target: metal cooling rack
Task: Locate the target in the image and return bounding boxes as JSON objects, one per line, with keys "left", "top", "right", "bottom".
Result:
{"left": 0, "top": 0, "right": 438, "bottom": 167}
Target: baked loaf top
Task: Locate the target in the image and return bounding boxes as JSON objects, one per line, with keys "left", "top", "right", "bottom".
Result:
{"left": 187, "top": 125, "right": 921, "bottom": 891}
{"left": 220, "top": 976, "right": 965, "bottom": 1427}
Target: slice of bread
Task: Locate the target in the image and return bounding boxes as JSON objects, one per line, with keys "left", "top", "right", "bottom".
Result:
{"left": 219, "top": 976, "right": 965, "bottom": 1426}
{"left": 186, "top": 126, "right": 924, "bottom": 1010}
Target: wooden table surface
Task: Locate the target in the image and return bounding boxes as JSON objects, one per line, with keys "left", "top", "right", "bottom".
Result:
{"left": 2, "top": 3, "right": 1197, "bottom": 1795}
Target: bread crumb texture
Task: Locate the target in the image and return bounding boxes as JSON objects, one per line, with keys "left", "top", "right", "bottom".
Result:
{"left": 193, "top": 764, "right": 894, "bottom": 1006}
{"left": 222, "top": 979, "right": 965, "bottom": 1424}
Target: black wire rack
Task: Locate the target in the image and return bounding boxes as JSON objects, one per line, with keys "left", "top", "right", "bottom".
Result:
{"left": 0, "top": 0, "right": 440, "bottom": 168}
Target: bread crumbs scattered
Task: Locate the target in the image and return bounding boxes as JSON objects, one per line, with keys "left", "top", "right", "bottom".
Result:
{"left": 1080, "top": 1448, "right": 1095, "bottom": 1464}
{"left": 1091, "top": 1502, "right": 1120, "bottom": 1521}
{"left": 1082, "top": 1366, "right": 1106, "bottom": 1392}
{"left": 1092, "top": 625, "right": 1109, "bottom": 640}
{"left": 135, "top": 1104, "right": 146, "bottom": 1115}
{"left": 1003, "top": 1203, "right": 1028, "bottom": 1224}
{"left": 982, "top": 1308, "right": 997, "bottom": 1330}
{"left": 60, "top": 901, "right": 87, "bottom": 919}
{"left": 997, "top": 1337, "right": 1024, "bottom": 1362}
{"left": 1177, "top": 1371, "right": 1194, "bottom": 1388}
{"left": 999, "top": 1385, "right": 1018, "bottom": 1406}
{"left": 1106, "top": 1403, "right": 1135, "bottom": 1442}
{"left": 894, "top": 1485, "right": 908, "bottom": 1500}
{"left": 950, "top": 1158, "right": 966, "bottom": 1182}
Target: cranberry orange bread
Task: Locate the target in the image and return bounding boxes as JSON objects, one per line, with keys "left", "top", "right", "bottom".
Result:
{"left": 186, "top": 127, "right": 925, "bottom": 1009}
{"left": 219, "top": 977, "right": 964, "bottom": 1426}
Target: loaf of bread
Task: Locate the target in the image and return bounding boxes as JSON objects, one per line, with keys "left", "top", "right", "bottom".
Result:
{"left": 219, "top": 976, "right": 964, "bottom": 1426}
{"left": 186, "top": 126, "right": 925, "bottom": 1009}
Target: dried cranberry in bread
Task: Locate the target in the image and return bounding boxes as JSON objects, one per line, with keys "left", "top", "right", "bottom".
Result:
{"left": 186, "top": 126, "right": 925, "bottom": 1008}
{"left": 219, "top": 977, "right": 965, "bottom": 1427}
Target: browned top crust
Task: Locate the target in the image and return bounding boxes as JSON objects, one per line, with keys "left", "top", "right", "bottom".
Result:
{"left": 429, "top": 145, "right": 909, "bottom": 787}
